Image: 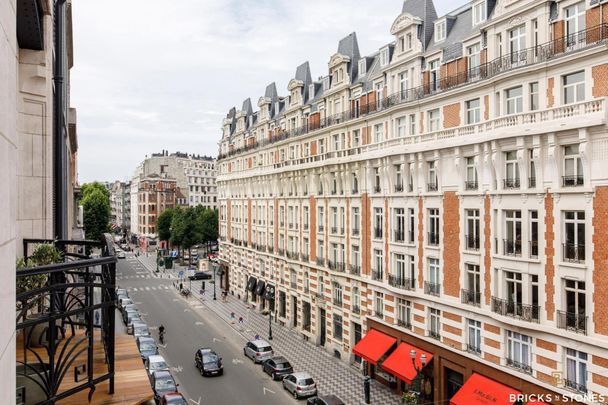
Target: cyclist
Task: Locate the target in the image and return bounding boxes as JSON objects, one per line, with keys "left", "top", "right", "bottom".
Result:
{"left": 158, "top": 324, "right": 165, "bottom": 343}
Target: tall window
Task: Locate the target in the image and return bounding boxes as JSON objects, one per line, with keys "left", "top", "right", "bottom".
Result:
{"left": 394, "top": 208, "right": 405, "bottom": 242}
{"left": 333, "top": 283, "right": 343, "bottom": 306}
{"left": 506, "top": 86, "right": 523, "bottom": 115}
{"left": 472, "top": 1, "right": 486, "bottom": 25}
{"left": 394, "top": 254, "right": 407, "bottom": 283}
{"left": 465, "top": 157, "right": 478, "bottom": 189}
{"left": 509, "top": 25, "right": 526, "bottom": 64}
{"left": 435, "top": 21, "right": 446, "bottom": 42}
{"left": 409, "top": 114, "right": 417, "bottom": 135}
{"left": 333, "top": 314, "right": 343, "bottom": 341}
{"left": 429, "top": 59, "right": 440, "bottom": 91}
{"left": 504, "top": 151, "right": 520, "bottom": 188}
{"left": 467, "top": 320, "right": 482, "bottom": 354}
{"left": 352, "top": 286, "right": 360, "bottom": 311}
{"left": 375, "top": 292, "right": 384, "bottom": 317}
{"left": 352, "top": 207, "right": 360, "bottom": 234}
{"left": 427, "top": 258, "right": 440, "bottom": 296}
{"left": 395, "top": 165, "right": 403, "bottom": 191}
{"left": 565, "top": 348, "right": 588, "bottom": 392}
{"left": 351, "top": 245, "right": 360, "bottom": 270}
{"left": 428, "top": 109, "right": 440, "bottom": 132}
{"left": 529, "top": 82, "right": 539, "bottom": 111}
{"left": 399, "top": 71, "right": 409, "bottom": 98}
{"left": 428, "top": 161, "right": 438, "bottom": 191}
{"left": 374, "top": 249, "right": 384, "bottom": 278}
{"left": 564, "top": 211, "right": 585, "bottom": 262}
{"left": 563, "top": 72, "right": 585, "bottom": 104}
{"left": 374, "top": 207, "right": 383, "bottom": 239}
{"left": 374, "top": 168, "right": 381, "bottom": 192}
{"left": 565, "top": 2, "right": 586, "bottom": 38}
{"left": 466, "top": 209, "right": 480, "bottom": 250}
{"left": 429, "top": 308, "right": 441, "bottom": 339}
{"left": 564, "top": 280, "right": 586, "bottom": 333}
{"left": 428, "top": 208, "right": 439, "bottom": 245}
{"left": 397, "top": 299, "right": 412, "bottom": 328}
{"left": 467, "top": 43, "right": 481, "bottom": 79}
{"left": 408, "top": 208, "right": 415, "bottom": 243}
{"left": 466, "top": 99, "right": 481, "bottom": 124}
{"left": 504, "top": 210, "right": 522, "bottom": 256}
{"left": 397, "top": 117, "right": 407, "bottom": 137}
{"left": 352, "top": 130, "right": 360, "bottom": 147}
{"left": 563, "top": 144, "right": 583, "bottom": 186}
{"left": 465, "top": 264, "right": 481, "bottom": 306}
{"left": 507, "top": 331, "right": 532, "bottom": 372}
{"left": 318, "top": 206, "right": 324, "bottom": 232}
{"left": 374, "top": 123, "right": 384, "bottom": 143}
{"left": 529, "top": 210, "right": 538, "bottom": 258}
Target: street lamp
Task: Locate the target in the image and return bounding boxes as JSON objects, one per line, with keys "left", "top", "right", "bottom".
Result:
{"left": 268, "top": 309, "right": 273, "bottom": 340}
{"left": 213, "top": 264, "right": 217, "bottom": 300}
{"left": 410, "top": 349, "right": 427, "bottom": 396}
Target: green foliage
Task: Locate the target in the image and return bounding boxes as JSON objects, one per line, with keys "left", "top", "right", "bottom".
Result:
{"left": 169, "top": 207, "right": 185, "bottom": 248}
{"left": 82, "top": 182, "right": 110, "bottom": 201}
{"left": 82, "top": 189, "right": 110, "bottom": 241}
{"left": 157, "top": 208, "right": 174, "bottom": 242}
{"left": 198, "top": 208, "right": 218, "bottom": 245}
{"left": 16, "top": 243, "right": 63, "bottom": 295}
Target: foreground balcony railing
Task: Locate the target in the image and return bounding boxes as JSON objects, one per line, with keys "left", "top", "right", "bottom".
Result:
{"left": 217, "top": 24, "right": 608, "bottom": 162}
{"left": 557, "top": 310, "right": 587, "bottom": 334}
{"left": 461, "top": 288, "right": 481, "bottom": 306}
{"left": 388, "top": 275, "right": 415, "bottom": 290}
{"left": 17, "top": 235, "right": 117, "bottom": 404}
{"left": 491, "top": 297, "right": 540, "bottom": 323}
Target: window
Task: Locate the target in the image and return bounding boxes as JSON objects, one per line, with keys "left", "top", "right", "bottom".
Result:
{"left": 472, "top": 1, "right": 486, "bottom": 25}
{"left": 428, "top": 161, "right": 438, "bottom": 191}
{"left": 467, "top": 320, "right": 482, "bottom": 354}
{"left": 505, "top": 86, "right": 523, "bottom": 115}
{"left": 380, "top": 49, "right": 389, "bottom": 66}
{"left": 373, "top": 249, "right": 383, "bottom": 280}
{"left": 374, "top": 292, "right": 384, "bottom": 317}
{"left": 397, "top": 299, "right": 411, "bottom": 328}
{"left": 359, "top": 59, "right": 366, "bottom": 76}
{"left": 565, "top": 348, "right": 588, "bottom": 393}
{"left": 435, "top": 20, "right": 446, "bottom": 42}
{"left": 426, "top": 258, "right": 440, "bottom": 296}
{"left": 352, "top": 207, "right": 360, "bottom": 234}
{"left": 333, "top": 314, "right": 343, "bottom": 340}
{"left": 509, "top": 25, "right": 526, "bottom": 64}
{"left": 429, "top": 59, "right": 440, "bottom": 92}
{"left": 563, "top": 71, "right": 585, "bottom": 104}
{"left": 318, "top": 206, "right": 324, "bottom": 232}
{"left": 323, "top": 77, "right": 330, "bottom": 91}
{"left": 333, "top": 283, "right": 343, "bottom": 306}
{"left": 399, "top": 71, "right": 409, "bottom": 99}
{"left": 394, "top": 208, "right": 405, "bottom": 242}
{"left": 428, "top": 208, "right": 439, "bottom": 245}
{"left": 464, "top": 264, "right": 481, "bottom": 306}
{"left": 565, "top": 2, "right": 586, "bottom": 38}
{"left": 351, "top": 245, "right": 360, "bottom": 270}
{"left": 465, "top": 157, "right": 478, "bottom": 189}
{"left": 529, "top": 82, "right": 539, "bottom": 111}
{"left": 466, "top": 210, "right": 480, "bottom": 250}
{"left": 467, "top": 43, "right": 481, "bottom": 79}
{"left": 507, "top": 331, "right": 532, "bottom": 373}
{"left": 563, "top": 144, "right": 583, "bottom": 186}
{"left": 504, "top": 151, "right": 520, "bottom": 188}
{"left": 374, "top": 207, "right": 383, "bottom": 239}
{"left": 504, "top": 210, "right": 522, "bottom": 256}
{"left": 409, "top": 114, "right": 417, "bottom": 135}
{"left": 317, "top": 275, "right": 324, "bottom": 296}
{"left": 352, "top": 130, "right": 360, "bottom": 147}
{"left": 466, "top": 99, "right": 481, "bottom": 124}
{"left": 352, "top": 286, "right": 360, "bottom": 311}
{"left": 406, "top": 33, "right": 412, "bottom": 50}
{"left": 564, "top": 211, "right": 585, "bottom": 262}
{"left": 374, "top": 168, "right": 381, "bottom": 192}
{"left": 429, "top": 308, "right": 441, "bottom": 339}
{"left": 408, "top": 208, "right": 415, "bottom": 243}
{"left": 395, "top": 165, "right": 403, "bottom": 191}
{"left": 374, "top": 123, "right": 384, "bottom": 143}
{"left": 396, "top": 117, "right": 407, "bottom": 137}
{"left": 563, "top": 279, "right": 586, "bottom": 333}
{"left": 428, "top": 109, "right": 440, "bottom": 132}
{"left": 375, "top": 82, "right": 384, "bottom": 109}
{"left": 529, "top": 210, "right": 538, "bottom": 258}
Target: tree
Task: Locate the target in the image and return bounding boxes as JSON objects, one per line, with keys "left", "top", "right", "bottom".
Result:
{"left": 157, "top": 208, "right": 174, "bottom": 246}
{"left": 82, "top": 182, "right": 110, "bottom": 201}
{"left": 169, "top": 207, "right": 185, "bottom": 252}
{"left": 82, "top": 189, "right": 110, "bottom": 241}
{"left": 181, "top": 208, "right": 201, "bottom": 266}
{"left": 198, "top": 208, "right": 218, "bottom": 253}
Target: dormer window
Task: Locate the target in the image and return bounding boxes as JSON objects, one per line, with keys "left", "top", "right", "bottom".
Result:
{"left": 380, "top": 48, "right": 389, "bottom": 66}
{"left": 406, "top": 33, "right": 412, "bottom": 50}
{"left": 472, "top": 1, "right": 486, "bottom": 25}
{"left": 275, "top": 102, "right": 280, "bottom": 114}
{"left": 359, "top": 59, "right": 366, "bottom": 76}
{"left": 399, "top": 36, "right": 405, "bottom": 52}
{"left": 309, "top": 84, "right": 315, "bottom": 99}
{"left": 323, "top": 77, "right": 330, "bottom": 91}
{"left": 435, "top": 20, "right": 446, "bottom": 42}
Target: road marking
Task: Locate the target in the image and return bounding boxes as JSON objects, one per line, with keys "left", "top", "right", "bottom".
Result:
{"left": 173, "top": 298, "right": 179, "bottom": 302}
{"left": 171, "top": 365, "right": 183, "bottom": 373}
{"left": 195, "top": 321, "right": 205, "bottom": 326}
{"left": 132, "top": 288, "right": 138, "bottom": 292}
{"left": 189, "top": 397, "right": 201, "bottom": 405}
{"left": 231, "top": 358, "right": 243, "bottom": 365}
{"left": 212, "top": 337, "right": 222, "bottom": 342}
{"left": 184, "top": 309, "right": 190, "bottom": 313}
{"left": 263, "top": 387, "right": 275, "bottom": 395}
{"left": 145, "top": 287, "right": 150, "bottom": 291}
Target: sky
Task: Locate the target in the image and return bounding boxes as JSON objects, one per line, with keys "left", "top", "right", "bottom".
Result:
{"left": 72, "top": 0, "right": 455, "bottom": 183}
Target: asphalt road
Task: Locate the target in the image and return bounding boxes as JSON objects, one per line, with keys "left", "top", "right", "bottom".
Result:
{"left": 116, "top": 254, "right": 297, "bottom": 405}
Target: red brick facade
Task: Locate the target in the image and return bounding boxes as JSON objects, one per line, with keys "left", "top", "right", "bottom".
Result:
{"left": 544, "top": 193, "right": 555, "bottom": 321}
{"left": 442, "top": 192, "right": 461, "bottom": 297}
{"left": 593, "top": 186, "right": 608, "bottom": 334}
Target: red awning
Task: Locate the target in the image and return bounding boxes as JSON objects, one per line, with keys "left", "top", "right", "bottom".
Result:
{"left": 450, "top": 373, "right": 521, "bottom": 405}
{"left": 352, "top": 329, "right": 396, "bottom": 365}
{"left": 380, "top": 342, "right": 433, "bottom": 384}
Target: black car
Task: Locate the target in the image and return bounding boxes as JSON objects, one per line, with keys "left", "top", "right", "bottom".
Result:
{"left": 151, "top": 370, "right": 178, "bottom": 403}
{"left": 188, "top": 271, "right": 212, "bottom": 281}
{"left": 194, "top": 348, "right": 223, "bottom": 376}
{"left": 262, "top": 356, "right": 293, "bottom": 380}
{"left": 307, "top": 395, "right": 346, "bottom": 405}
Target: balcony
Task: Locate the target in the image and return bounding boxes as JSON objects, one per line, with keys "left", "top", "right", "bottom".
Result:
{"left": 428, "top": 330, "right": 441, "bottom": 340}
{"left": 427, "top": 182, "right": 438, "bottom": 192}
{"left": 331, "top": 226, "right": 338, "bottom": 234}
{"left": 374, "top": 310, "right": 384, "bottom": 319}
{"left": 388, "top": 275, "right": 415, "bottom": 290}
{"left": 424, "top": 281, "right": 440, "bottom": 296}
{"left": 267, "top": 246, "right": 274, "bottom": 254}
{"left": 428, "top": 232, "right": 439, "bottom": 246}
{"left": 303, "top": 223, "right": 309, "bottom": 231}
{"left": 374, "top": 185, "right": 382, "bottom": 193}
{"left": 351, "top": 188, "right": 359, "bottom": 195}
{"left": 465, "top": 234, "right": 480, "bottom": 251}
{"left": 394, "top": 230, "right": 405, "bottom": 243}
{"left": 563, "top": 243, "right": 585, "bottom": 263}
{"left": 340, "top": 228, "right": 345, "bottom": 235}
{"left": 371, "top": 269, "right": 383, "bottom": 281}
{"left": 394, "top": 184, "right": 404, "bottom": 192}
{"left": 503, "top": 239, "right": 522, "bottom": 257}
{"left": 352, "top": 305, "right": 361, "bottom": 314}
{"left": 318, "top": 225, "right": 324, "bottom": 232}
{"left": 506, "top": 358, "right": 533, "bottom": 374}
{"left": 491, "top": 297, "right": 540, "bottom": 323}
{"left": 301, "top": 253, "right": 309, "bottom": 262}
{"left": 286, "top": 251, "right": 298, "bottom": 260}
{"left": 397, "top": 319, "right": 412, "bottom": 329}
{"left": 290, "top": 281, "right": 297, "bottom": 289}
{"left": 374, "top": 227, "right": 383, "bottom": 239}
{"left": 352, "top": 227, "right": 360, "bottom": 236}
{"left": 557, "top": 310, "right": 587, "bottom": 334}
{"left": 503, "top": 178, "right": 520, "bottom": 189}
{"left": 333, "top": 298, "right": 343, "bottom": 307}
{"left": 466, "top": 343, "right": 481, "bottom": 355}
{"left": 464, "top": 181, "right": 478, "bottom": 190}
{"left": 562, "top": 175, "right": 584, "bottom": 187}
{"left": 529, "top": 241, "right": 538, "bottom": 258}
{"left": 218, "top": 24, "right": 608, "bottom": 163}
{"left": 564, "top": 379, "right": 587, "bottom": 394}
{"left": 529, "top": 177, "right": 537, "bottom": 188}
{"left": 277, "top": 248, "right": 285, "bottom": 256}
{"left": 461, "top": 289, "right": 481, "bottom": 307}
{"left": 316, "top": 257, "right": 325, "bottom": 266}
{"left": 349, "top": 264, "right": 361, "bottom": 276}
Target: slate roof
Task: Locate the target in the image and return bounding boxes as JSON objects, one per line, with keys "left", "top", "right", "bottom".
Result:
{"left": 426, "top": 4, "right": 473, "bottom": 60}
{"left": 402, "top": 0, "right": 437, "bottom": 49}
{"left": 294, "top": 61, "right": 313, "bottom": 103}
{"left": 337, "top": 32, "right": 361, "bottom": 81}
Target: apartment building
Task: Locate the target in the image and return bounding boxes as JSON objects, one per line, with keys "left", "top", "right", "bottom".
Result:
{"left": 216, "top": 0, "right": 608, "bottom": 403}
{"left": 137, "top": 174, "right": 177, "bottom": 244}
{"left": 110, "top": 181, "right": 131, "bottom": 234}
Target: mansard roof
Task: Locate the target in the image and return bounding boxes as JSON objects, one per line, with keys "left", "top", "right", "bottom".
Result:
{"left": 402, "top": 0, "right": 437, "bottom": 48}
{"left": 336, "top": 32, "right": 361, "bottom": 80}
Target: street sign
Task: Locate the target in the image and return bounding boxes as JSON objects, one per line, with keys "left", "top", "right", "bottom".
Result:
{"left": 178, "top": 270, "right": 184, "bottom": 279}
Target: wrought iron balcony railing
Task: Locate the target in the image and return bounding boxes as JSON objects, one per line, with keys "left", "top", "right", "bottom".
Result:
{"left": 562, "top": 175, "right": 584, "bottom": 187}
{"left": 429, "top": 330, "right": 441, "bottom": 340}
{"left": 564, "top": 378, "right": 587, "bottom": 394}
{"left": 428, "top": 232, "right": 439, "bottom": 246}
{"left": 394, "top": 184, "right": 404, "bottom": 192}
{"left": 371, "top": 269, "right": 383, "bottom": 281}
{"left": 424, "top": 281, "right": 440, "bottom": 296}
{"left": 464, "top": 181, "right": 478, "bottom": 190}
{"left": 529, "top": 177, "right": 537, "bottom": 188}
{"left": 352, "top": 305, "right": 361, "bottom": 314}
{"left": 506, "top": 358, "right": 533, "bottom": 374}
{"left": 461, "top": 289, "right": 481, "bottom": 306}
{"left": 466, "top": 343, "right": 482, "bottom": 355}
{"left": 352, "top": 227, "right": 360, "bottom": 236}
{"left": 557, "top": 310, "right": 587, "bottom": 334}
{"left": 388, "top": 275, "right": 415, "bottom": 290}
{"left": 427, "top": 182, "right": 438, "bottom": 192}
{"left": 465, "top": 234, "right": 480, "bottom": 251}
{"left": 316, "top": 257, "right": 325, "bottom": 266}
{"left": 349, "top": 264, "right": 361, "bottom": 276}
{"left": 491, "top": 297, "right": 540, "bottom": 323}
{"left": 529, "top": 241, "right": 539, "bottom": 258}
{"left": 503, "top": 239, "right": 522, "bottom": 256}
{"left": 397, "top": 319, "right": 412, "bottom": 329}
{"left": 563, "top": 243, "right": 585, "bottom": 263}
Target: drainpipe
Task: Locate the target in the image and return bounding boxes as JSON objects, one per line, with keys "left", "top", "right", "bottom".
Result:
{"left": 53, "top": 0, "right": 68, "bottom": 240}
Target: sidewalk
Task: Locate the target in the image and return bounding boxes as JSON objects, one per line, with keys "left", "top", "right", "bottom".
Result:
{"left": 137, "top": 255, "right": 402, "bottom": 405}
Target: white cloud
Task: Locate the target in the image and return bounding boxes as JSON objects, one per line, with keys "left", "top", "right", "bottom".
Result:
{"left": 72, "top": 0, "right": 457, "bottom": 182}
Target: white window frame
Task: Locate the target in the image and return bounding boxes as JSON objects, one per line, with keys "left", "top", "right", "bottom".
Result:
{"left": 428, "top": 109, "right": 440, "bottom": 132}
{"left": 435, "top": 20, "right": 446, "bottom": 42}
{"left": 466, "top": 98, "right": 481, "bottom": 124}
{"left": 563, "top": 71, "right": 585, "bottom": 104}
{"left": 472, "top": 1, "right": 486, "bottom": 25}
{"left": 396, "top": 116, "right": 407, "bottom": 137}
{"left": 507, "top": 331, "right": 532, "bottom": 370}
{"left": 467, "top": 319, "right": 482, "bottom": 352}
{"left": 505, "top": 86, "right": 523, "bottom": 115}
{"left": 565, "top": 348, "right": 588, "bottom": 391}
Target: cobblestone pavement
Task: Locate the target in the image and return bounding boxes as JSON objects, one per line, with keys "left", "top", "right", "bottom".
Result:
{"left": 136, "top": 254, "right": 403, "bottom": 405}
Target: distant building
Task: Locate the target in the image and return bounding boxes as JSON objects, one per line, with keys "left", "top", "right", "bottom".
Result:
{"left": 110, "top": 181, "right": 131, "bottom": 235}
{"left": 137, "top": 174, "right": 177, "bottom": 248}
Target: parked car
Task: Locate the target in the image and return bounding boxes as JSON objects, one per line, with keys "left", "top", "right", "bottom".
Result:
{"left": 136, "top": 336, "right": 158, "bottom": 361}
{"left": 121, "top": 303, "right": 137, "bottom": 319}
{"left": 123, "top": 307, "right": 138, "bottom": 324}
{"left": 243, "top": 339, "right": 273, "bottom": 364}
{"left": 145, "top": 354, "right": 169, "bottom": 376}
{"left": 116, "top": 288, "right": 127, "bottom": 297}
{"left": 194, "top": 348, "right": 223, "bottom": 376}
{"left": 120, "top": 243, "right": 128, "bottom": 251}
{"left": 126, "top": 313, "right": 142, "bottom": 334}
{"left": 119, "top": 296, "right": 133, "bottom": 309}
{"left": 159, "top": 392, "right": 187, "bottom": 405}
{"left": 151, "top": 370, "right": 178, "bottom": 403}
{"left": 282, "top": 372, "right": 317, "bottom": 399}
{"left": 262, "top": 356, "right": 293, "bottom": 380}
{"left": 307, "top": 395, "right": 346, "bottom": 405}
{"left": 188, "top": 271, "right": 212, "bottom": 281}
{"left": 133, "top": 322, "right": 150, "bottom": 338}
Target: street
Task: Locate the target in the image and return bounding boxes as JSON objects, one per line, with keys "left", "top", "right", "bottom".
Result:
{"left": 116, "top": 253, "right": 295, "bottom": 405}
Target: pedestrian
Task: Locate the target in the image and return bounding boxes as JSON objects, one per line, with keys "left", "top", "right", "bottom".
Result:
{"left": 179, "top": 282, "right": 183, "bottom": 291}
{"left": 230, "top": 312, "right": 235, "bottom": 324}
{"left": 254, "top": 334, "right": 260, "bottom": 340}
{"left": 238, "top": 316, "right": 243, "bottom": 324}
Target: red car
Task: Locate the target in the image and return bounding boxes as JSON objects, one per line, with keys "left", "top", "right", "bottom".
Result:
{"left": 159, "top": 392, "right": 187, "bottom": 405}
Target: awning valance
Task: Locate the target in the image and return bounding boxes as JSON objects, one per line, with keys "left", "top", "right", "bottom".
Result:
{"left": 352, "top": 329, "right": 396, "bottom": 365}
{"left": 255, "top": 280, "right": 266, "bottom": 296}
{"left": 380, "top": 342, "right": 433, "bottom": 384}
{"left": 246, "top": 276, "right": 257, "bottom": 292}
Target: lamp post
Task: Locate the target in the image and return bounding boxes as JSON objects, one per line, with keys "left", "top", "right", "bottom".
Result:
{"left": 213, "top": 264, "right": 217, "bottom": 300}
{"left": 268, "top": 309, "right": 273, "bottom": 340}
{"left": 410, "top": 349, "right": 427, "bottom": 397}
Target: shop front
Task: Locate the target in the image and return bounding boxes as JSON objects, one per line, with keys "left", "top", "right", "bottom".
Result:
{"left": 365, "top": 319, "right": 569, "bottom": 405}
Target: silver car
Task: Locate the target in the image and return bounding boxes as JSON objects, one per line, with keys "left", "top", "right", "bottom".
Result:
{"left": 283, "top": 372, "right": 317, "bottom": 399}
{"left": 145, "top": 354, "right": 169, "bottom": 376}
{"left": 243, "top": 339, "right": 273, "bottom": 363}
{"left": 133, "top": 322, "right": 150, "bottom": 338}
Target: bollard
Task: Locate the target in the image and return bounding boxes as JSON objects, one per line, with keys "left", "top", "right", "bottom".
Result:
{"left": 364, "top": 376, "right": 371, "bottom": 404}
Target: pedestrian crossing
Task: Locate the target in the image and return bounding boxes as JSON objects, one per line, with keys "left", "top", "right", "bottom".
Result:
{"left": 123, "top": 285, "right": 172, "bottom": 292}
{"left": 116, "top": 274, "right": 177, "bottom": 281}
